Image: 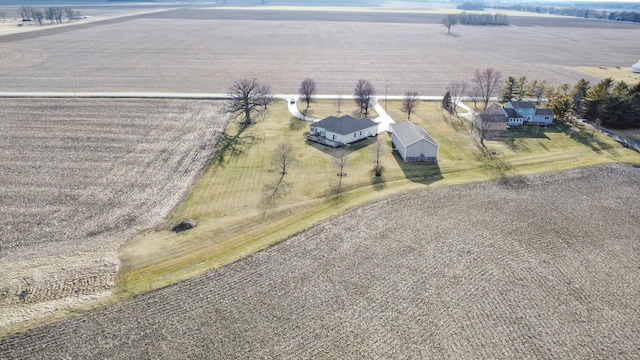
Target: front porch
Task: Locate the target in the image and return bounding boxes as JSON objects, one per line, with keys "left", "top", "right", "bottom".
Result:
{"left": 307, "top": 134, "right": 343, "bottom": 147}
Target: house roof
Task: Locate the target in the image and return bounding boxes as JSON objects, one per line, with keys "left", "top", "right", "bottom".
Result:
{"left": 508, "top": 100, "right": 536, "bottom": 109}
{"left": 311, "top": 115, "right": 378, "bottom": 135}
{"left": 391, "top": 121, "right": 438, "bottom": 147}
{"left": 479, "top": 113, "right": 508, "bottom": 123}
{"left": 535, "top": 108, "right": 554, "bottom": 116}
{"left": 504, "top": 108, "right": 521, "bottom": 118}
{"left": 484, "top": 103, "right": 504, "bottom": 114}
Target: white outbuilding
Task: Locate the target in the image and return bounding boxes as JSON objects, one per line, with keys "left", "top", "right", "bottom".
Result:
{"left": 391, "top": 121, "right": 439, "bottom": 162}
{"left": 630, "top": 60, "right": 640, "bottom": 73}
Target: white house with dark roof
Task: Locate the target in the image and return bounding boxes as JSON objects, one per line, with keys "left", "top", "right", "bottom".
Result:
{"left": 391, "top": 121, "right": 438, "bottom": 162}
{"left": 505, "top": 101, "right": 554, "bottom": 125}
{"left": 308, "top": 115, "right": 378, "bottom": 147}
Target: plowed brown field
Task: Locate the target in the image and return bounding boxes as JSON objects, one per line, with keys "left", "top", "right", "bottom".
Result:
{"left": 0, "top": 164, "right": 637, "bottom": 358}
{"left": 0, "top": 7, "right": 638, "bottom": 95}
{"left": 0, "top": 98, "right": 226, "bottom": 328}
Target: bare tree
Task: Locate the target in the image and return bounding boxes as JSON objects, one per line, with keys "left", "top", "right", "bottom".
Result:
{"left": 19, "top": 6, "right": 33, "bottom": 20}
{"left": 476, "top": 114, "right": 493, "bottom": 148}
{"left": 354, "top": 79, "right": 376, "bottom": 117}
{"left": 592, "top": 117, "right": 601, "bottom": 136}
{"left": 32, "top": 8, "right": 44, "bottom": 25}
{"left": 272, "top": 143, "right": 294, "bottom": 177}
{"left": 401, "top": 91, "right": 419, "bottom": 120}
{"left": 298, "top": 78, "right": 317, "bottom": 113}
{"left": 471, "top": 68, "right": 502, "bottom": 110}
{"left": 530, "top": 80, "right": 548, "bottom": 105}
{"left": 64, "top": 8, "right": 80, "bottom": 21}
{"left": 442, "top": 14, "right": 458, "bottom": 35}
{"left": 55, "top": 7, "right": 63, "bottom": 23}
{"left": 255, "top": 83, "right": 273, "bottom": 111}
{"left": 372, "top": 138, "right": 384, "bottom": 177}
{"left": 261, "top": 143, "right": 295, "bottom": 209}
{"left": 45, "top": 7, "right": 56, "bottom": 24}
{"left": 470, "top": 86, "right": 482, "bottom": 109}
{"left": 334, "top": 95, "right": 343, "bottom": 116}
{"left": 446, "top": 81, "right": 467, "bottom": 114}
{"left": 329, "top": 151, "right": 348, "bottom": 202}
{"left": 225, "top": 78, "right": 274, "bottom": 126}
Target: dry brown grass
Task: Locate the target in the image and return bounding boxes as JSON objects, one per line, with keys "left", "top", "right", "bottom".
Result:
{"left": 575, "top": 66, "right": 640, "bottom": 84}
{"left": 1, "top": 164, "right": 637, "bottom": 359}
{"left": 0, "top": 98, "right": 227, "bottom": 328}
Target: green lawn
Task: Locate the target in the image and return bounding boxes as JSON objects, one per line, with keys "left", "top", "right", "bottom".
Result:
{"left": 116, "top": 99, "right": 640, "bottom": 296}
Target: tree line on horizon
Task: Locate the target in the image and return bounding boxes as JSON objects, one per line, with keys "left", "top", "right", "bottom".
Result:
{"left": 18, "top": 6, "right": 81, "bottom": 25}
{"left": 493, "top": 3, "right": 640, "bottom": 23}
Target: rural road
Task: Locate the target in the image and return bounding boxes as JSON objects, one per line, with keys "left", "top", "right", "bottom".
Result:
{"left": 1, "top": 92, "right": 636, "bottom": 151}
{"left": 0, "top": 91, "right": 434, "bottom": 134}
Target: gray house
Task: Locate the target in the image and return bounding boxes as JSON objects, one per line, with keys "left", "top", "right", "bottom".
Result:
{"left": 391, "top": 121, "right": 438, "bottom": 162}
{"left": 308, "top": 115, "right": 378, "bottom": 147}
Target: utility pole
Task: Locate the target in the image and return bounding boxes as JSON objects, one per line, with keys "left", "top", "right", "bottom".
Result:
{"left": 385, "top": 80, "right": 388, "bottom": 114}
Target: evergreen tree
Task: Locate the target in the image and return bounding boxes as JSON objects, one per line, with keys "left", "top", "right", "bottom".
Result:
{"left": 500, "top": 76, "right": 516, "bottom": 103}
{"left": 442, "top": 91, "right": 452, "bottom": 113}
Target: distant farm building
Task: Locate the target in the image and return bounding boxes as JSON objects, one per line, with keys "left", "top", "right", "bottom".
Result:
{"left": 308, "top": 115, "right": 378, "bottom": 147}
{"left": 391, "top": 121, "right": 438, "bottom": 162}
{"left": 630, "top": 60, "right": 640, "bottom": 73}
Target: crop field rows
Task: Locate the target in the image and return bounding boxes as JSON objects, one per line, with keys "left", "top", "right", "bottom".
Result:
{"left": 1, "top": 164, "right": 637, "bottom": 358}
{"left": 0, "top": 7, "right": 638, "bottom": 96}
{"left": 0, "top": 99, "right": 227, "bottom": 327}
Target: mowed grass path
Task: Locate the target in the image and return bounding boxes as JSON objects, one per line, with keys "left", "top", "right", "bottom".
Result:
{"left": 2, "top": 163, "right": 638, "bottom": 358}
{"left": 116, "top": 99, "right": 639, "bottom": 297}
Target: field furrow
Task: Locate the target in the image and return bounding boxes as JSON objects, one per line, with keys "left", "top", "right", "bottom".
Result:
{"left": 2, "top": 164, "right": 637, "bottom": 358}
{"left": 0, "top": 98, "right": 227, "bottom": 326}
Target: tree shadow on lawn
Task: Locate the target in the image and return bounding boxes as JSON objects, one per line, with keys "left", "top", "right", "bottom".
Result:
{"left": 473, "top": 139, "right": 514, "bottom": 181}
{"left": 370, "top": 172, "right": 386, "bottom": 191}
{"left": 392, "top": 152, "right": 443, "bottom": 185}
{"left": 442, "top": 113, "right": 472, "bottom": 133}
{"left": 509, "top": 124, "right": 556, "bottom": 139}
{"left": 493, "top": 125, "right": 558, "bottom": 152}
{"left": 560, "top": 123, "right": 615, "bottom": 153}
{"left": 209, "top": 125, "right": 262, "bottom": 167}
{"left": 289, "top": 116, "right": 308, "bottom": 131}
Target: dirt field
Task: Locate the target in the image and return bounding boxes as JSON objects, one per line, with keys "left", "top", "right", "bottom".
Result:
{"left": 0, "top": 99, "right": 226, "bottom": 328}
{"left": 0, "top": 6, "right": 638, "bottom": 96}
{"left": 0, "top": 0, "right": 639, "bottom": 340}
{"left": 0, "top": 164, "right": 637, "bottom": 358}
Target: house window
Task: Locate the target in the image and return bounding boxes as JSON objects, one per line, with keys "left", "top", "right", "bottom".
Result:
{"left": 332, "top": 134, "right": 336, "bottom": 140}
{"left": 359, "top": 131, "right": 362, "bottom": 135}
{"left": 354, "top": 133, "right": 356, "bottom": 138}
{"left": 529, "top": 109, "right": 533, "bottom": 113}
{"left": 544, "top": 116, "right": 550, "bottom": 120}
